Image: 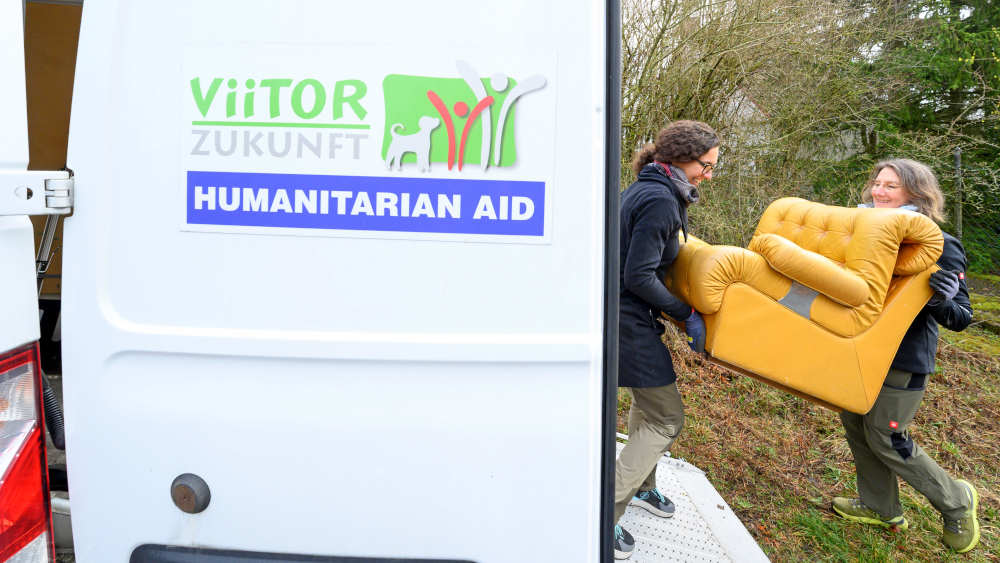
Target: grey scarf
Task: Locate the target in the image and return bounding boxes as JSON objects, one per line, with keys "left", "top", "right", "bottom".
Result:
{"left": 668, "top": 164, "right": 700, "bottom": 204}
{"left": 857, "top": 202, "right": 920, "bottom": 212}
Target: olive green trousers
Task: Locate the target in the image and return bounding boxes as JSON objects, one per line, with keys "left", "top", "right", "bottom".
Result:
{"left": 840, "top": 369, "right": 968, "bottom": 521}
{"left": 614, "top": 384, "right": 685, "bottom": 524}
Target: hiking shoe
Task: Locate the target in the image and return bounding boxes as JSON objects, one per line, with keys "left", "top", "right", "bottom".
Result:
{"left": 942, "top": 479, "right": 980, "bottom": 553}
{"left": 629, "top": 488, "right": 676, "bottom": 518}
{"left": 831, "top": 497, "right": 908, "bottom": 531}
{"left": 613, "top": 524, "right": 634, "bottom": 560}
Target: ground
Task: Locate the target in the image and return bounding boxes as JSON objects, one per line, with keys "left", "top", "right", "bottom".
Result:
{"left": 619, "top": 276, "right": 1000, "bottom": 562}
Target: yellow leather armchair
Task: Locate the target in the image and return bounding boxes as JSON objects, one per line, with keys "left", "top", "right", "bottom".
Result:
{"left": 664, "top": 197, "right": 943, "bottom": 414}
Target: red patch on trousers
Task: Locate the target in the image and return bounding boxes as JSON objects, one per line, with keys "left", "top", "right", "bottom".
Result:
{"left": 889, "top": 420, "right": 899, "bottom": 429}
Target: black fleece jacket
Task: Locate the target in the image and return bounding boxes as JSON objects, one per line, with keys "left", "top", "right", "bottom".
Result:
{"left": 891, "top": 232, "right": 973, "bottom": 375}
{"left": 619, "top": 163, "right": 695, "bottom": 322}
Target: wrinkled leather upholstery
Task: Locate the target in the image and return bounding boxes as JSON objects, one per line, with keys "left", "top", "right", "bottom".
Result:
{"left": 663, "top": 197, "right": 943, "bottom": 414}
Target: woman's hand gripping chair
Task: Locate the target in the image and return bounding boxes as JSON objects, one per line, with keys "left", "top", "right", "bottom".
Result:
{"left": 664, "top": 198, "right": 943, "bottom": 414}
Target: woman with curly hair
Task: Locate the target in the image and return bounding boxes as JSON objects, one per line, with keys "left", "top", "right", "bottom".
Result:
{"left": 831, "top": 159, "right": 979, "bottom": 554}
{"left": 613, "top": 120, "right": 719, "bottom": 559}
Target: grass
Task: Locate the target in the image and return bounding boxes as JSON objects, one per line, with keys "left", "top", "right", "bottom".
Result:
{"left": 619, "top": 301, "right": 1000, "bottom": 561}
{"left": 964, "top": 287, "right": 1000, "bottom": 354}
{"left": 970, "top": 273, "right": 1000, "bottom": 297}
{"left": 970, "top": 291, "right": 1000, "bottom": 324}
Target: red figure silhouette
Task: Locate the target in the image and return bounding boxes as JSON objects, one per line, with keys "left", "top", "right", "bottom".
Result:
{"left": 427, "top": 90, "right": 494, "bottom": 171}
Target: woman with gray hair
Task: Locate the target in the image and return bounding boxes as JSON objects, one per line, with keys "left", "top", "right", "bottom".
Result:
{"left": 832, "top": 158, "right": 979, "bottom": 553}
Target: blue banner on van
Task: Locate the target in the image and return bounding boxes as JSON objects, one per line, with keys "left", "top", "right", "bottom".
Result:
{"left": 186, "top": 170, "right": 545, "bottom": 236}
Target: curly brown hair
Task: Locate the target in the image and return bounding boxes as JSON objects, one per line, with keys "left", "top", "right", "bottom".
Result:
{"left": 631, "top": 120, "right": 719, "bottom": 176}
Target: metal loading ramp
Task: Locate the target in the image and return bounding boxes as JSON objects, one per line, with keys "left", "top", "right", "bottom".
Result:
{"left": 616, "top": 440, "right": 770, "bottom": 562}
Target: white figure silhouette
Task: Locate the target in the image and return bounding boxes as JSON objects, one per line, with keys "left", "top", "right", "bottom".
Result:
{"left": 494, "top": 75, "right": 546, "bottom": 166}
{"left": 457, "top": 60, "right": 494, "bottom": 171}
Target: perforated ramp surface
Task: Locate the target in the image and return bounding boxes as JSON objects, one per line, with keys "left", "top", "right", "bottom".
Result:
{"left": 615, "top": 442, "right": 770, "bottom": 563}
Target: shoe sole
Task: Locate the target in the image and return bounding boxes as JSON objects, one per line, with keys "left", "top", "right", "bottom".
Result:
{"left": 951, "top": 480, "right": 980, "bottom": 554}
{"left": 629, "top": 497, "right": 675, "bottom": 518}
{"left": 832, "top": 503, "right": 908, "bottom": 531}
{"left": 613, "top": 549, "right": 633, "bottom": 560}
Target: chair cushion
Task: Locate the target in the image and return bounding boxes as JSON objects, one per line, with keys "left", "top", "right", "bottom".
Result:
{"left": 750, "top": 233, "right": 868, "bottom": 307}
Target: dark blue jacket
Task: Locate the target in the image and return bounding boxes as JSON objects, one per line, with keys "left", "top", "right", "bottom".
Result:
{"left": 891, "top": 232, "right": 973, "bottom": 374}
{"left": 618, "top": 163, "right": 695, "bottom": 388}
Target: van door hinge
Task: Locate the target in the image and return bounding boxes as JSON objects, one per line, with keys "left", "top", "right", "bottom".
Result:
{"left": 0, "top": 170, "right": 74, "bottom": 216}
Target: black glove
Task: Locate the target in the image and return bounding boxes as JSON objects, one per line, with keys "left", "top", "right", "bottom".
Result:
{"left": 683, "top": 309, "right": 706, "bottom": 354}
{"left": 928, "top": 270, "right": 960, "bottom": 306}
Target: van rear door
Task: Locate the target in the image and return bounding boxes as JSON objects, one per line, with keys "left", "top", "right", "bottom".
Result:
{"left": 63, "top": 1, "right": 618, "bottom": 561}
{"left": 0, "top": 2, "right": 56, "bottom": 560}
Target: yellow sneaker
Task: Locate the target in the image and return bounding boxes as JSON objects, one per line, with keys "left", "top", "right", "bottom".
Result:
{"left": 832, "top": 497, "right": 908, "bottom": 531}
{"left": 942, "top": 480, "right": 980, "bottom": 553}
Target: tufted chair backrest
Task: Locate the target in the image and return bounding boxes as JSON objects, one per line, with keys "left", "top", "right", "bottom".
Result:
{"left": 750, "top": 198, "right": 943, "bottom": 334}
{"left": 754, "top": 199, "right": 861, "bottom": 264}
{"left": 753, "top": 198, "right": 942, "bottom": 273}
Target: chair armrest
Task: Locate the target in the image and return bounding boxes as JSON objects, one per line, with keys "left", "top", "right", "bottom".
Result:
{"left": 749, "top": 233, "right": 868, "bottom": 307}
{"left": 664, "top": 236, "right": 787, "bottom": 314}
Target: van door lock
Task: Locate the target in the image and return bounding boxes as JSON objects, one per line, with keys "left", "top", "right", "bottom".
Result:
{"left": 170, "top": 473, "right": 211, "bottom": 514}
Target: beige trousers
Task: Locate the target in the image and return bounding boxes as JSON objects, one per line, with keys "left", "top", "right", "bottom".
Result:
{"left": 614, "top": 383, "right": 685, "bottom": 524}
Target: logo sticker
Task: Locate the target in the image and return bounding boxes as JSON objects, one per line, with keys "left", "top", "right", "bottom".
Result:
{"left": 184, "top": 54, "right": 551, "bottom": 240}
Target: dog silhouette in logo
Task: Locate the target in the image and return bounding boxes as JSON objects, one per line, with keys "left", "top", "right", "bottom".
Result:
{"left": 385, "top": 116, "right": 440, "bottom": 172}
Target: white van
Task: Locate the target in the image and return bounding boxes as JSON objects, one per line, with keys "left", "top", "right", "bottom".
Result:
{"left": 1, "top": 1, "right": 622, "bottom": 561}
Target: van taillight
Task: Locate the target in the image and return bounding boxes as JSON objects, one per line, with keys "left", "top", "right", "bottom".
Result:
{"left": 0, "top": 344, "right": 54, "bottom": 563}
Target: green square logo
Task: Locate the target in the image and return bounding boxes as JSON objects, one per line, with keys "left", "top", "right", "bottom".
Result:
{"left": 381, "top": 62, "right": 546, "bottom": 173}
